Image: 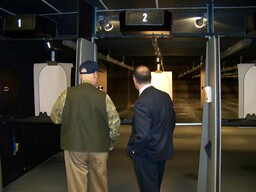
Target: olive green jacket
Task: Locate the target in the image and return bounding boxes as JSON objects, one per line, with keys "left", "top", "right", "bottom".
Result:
{"left": 50, "top": 82, "right": 121, "bottom": 152}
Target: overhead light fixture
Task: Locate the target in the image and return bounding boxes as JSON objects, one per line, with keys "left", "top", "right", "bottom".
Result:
{"left": 194, "top": 17, "right": 207, "bottom": 28}
{"left": 44, "top": 41, "right": 62, "bottom": 51}
{"left": 97, "top": 15, "right": 114, "bottom": 32}
{"left": 46, "top": 41, "right": 51, "bottom": 49}
{"left": 45, "top": 41, "right": 53, "bottom": 50}
{"left": 156, "top": 57, "right": 160, "bottom": 63}
{"left": 104, "top": 22, "right": 113, "bottom": 31}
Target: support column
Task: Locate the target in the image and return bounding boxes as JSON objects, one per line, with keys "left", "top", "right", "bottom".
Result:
{"left": 197, "top": 35, "right": 221, "bottom": 192}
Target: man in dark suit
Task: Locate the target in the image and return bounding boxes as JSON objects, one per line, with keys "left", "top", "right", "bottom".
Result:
{"left": 127, "top": 65, "right": 176, "bottom": 192}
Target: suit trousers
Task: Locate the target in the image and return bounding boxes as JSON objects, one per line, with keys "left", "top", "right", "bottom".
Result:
{"left": 134, "top": 157, "right": 166, "bottom": 192}
{"left": 64, "top": 150, "right": 109, "bottom": 192}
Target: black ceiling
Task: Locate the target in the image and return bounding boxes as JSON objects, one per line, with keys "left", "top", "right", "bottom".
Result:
{"left": 1, "top": 0, "right": 256, "bottom": 78}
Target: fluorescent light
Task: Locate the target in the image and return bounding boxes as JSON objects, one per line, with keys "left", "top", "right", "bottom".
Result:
{"left": 47, "top": 42, "right": 51, "bottom": 49}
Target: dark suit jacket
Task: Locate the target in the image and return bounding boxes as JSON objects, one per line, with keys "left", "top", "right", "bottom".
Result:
{"left": 127, "top": 86, "right": 176, "bottom": 161}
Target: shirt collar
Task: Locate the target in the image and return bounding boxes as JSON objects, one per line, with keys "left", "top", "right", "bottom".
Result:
{"left": 139, "top": 84, "right": 151, "bottom": 96}
{"left": 81, "top": 79, "right": 94, "bottom": 85}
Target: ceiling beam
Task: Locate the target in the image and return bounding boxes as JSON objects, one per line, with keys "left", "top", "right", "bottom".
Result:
{"left": 98, "top": 0, "right": 109, "bottom": 10}
{"left": 98, "top": 53, "right": 133, "bottom": 70}
{"left": 41, "top": 0, "right": 62, "bottom": 13}
{"left": 221, "top": 38, "right": 252, "bottom": 59}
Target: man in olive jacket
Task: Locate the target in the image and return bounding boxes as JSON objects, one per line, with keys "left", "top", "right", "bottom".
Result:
{"left": 51, "top": 60, "right": 121, "bottom": 192}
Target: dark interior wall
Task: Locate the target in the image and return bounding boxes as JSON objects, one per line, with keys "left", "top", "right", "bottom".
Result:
{"left": 0, "top": 40, "right": 75, "bottom": 187}
{"left": 175, "top": 79, "right": 238, "bottom": 98}
{"left": 1, "top": 40, "right": 47, "bottom": 117}
{"left": 173, "top": 77, "right": 238, "bottom": 101}
{"left": 0, "top": 122, "right": 60, "bottom": 187}
{"left": 104, "top": 61, "right": 136, "bottom": 112}
{"left": 173, "top": 78, "right": 201, "bottom": 100}
{"left": 0, "top": 40, "right": 76, "bottom": 117}
{"left": 221, "top": 78, "right": 238, "bottom": 99}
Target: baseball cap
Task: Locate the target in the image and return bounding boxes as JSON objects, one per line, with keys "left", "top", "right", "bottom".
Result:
{"left": 79, "top": 60, "right": 99, "bottom": 74}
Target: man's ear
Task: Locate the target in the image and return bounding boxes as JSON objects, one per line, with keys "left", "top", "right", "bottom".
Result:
{"left": 132, "top": 77, "right": 136, "bottom": 83}
{"left": 133, "top": 77, "right": 139, "bottom": 87}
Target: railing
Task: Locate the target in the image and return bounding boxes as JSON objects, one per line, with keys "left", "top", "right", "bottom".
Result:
{"left": 121, "top": 118, "right": 256, "bottom": 127}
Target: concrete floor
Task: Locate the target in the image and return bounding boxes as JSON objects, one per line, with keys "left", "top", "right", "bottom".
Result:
{"left": 3, "top": 125, "right": 256, "bottom": 192}
{"left": 3, "top": 98, "right": 256, "bottom": 192}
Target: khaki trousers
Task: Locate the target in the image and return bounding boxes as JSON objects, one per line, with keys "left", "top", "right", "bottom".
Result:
{"left": 64, "top": 150, "right": 109, "bottom": 192}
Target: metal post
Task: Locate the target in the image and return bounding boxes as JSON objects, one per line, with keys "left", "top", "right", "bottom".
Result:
{"left": 197, "top": 35, "right": 222, "bottom": 192}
